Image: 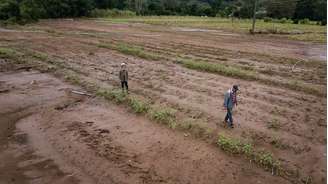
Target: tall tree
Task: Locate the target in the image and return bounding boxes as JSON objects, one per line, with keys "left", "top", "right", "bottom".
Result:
{"left": 0, "top": 0, "right": 20, "bottom": 20}
{"left": 294, "top": 0, "right": 327, "bottom": 22}
{"left": 135, "top": 0, "right": 146, "bottom": 15}
{"left": 266, "top": 0, "right": 297, "bottom": 19}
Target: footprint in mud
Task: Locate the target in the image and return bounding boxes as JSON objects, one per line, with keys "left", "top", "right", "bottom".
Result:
{"left": 0, "top": 88, "right": 10, "bottom": 93}
{"left": 0, "top": 81, "right": 11, "bottom": 93}
{"left": 54, "top": 98, "right": 83, "bottom": 111}
{"left": 75, "top": 129, "right": 89, "bottom": 137}
{"left": 85, "top": 121, "right": 94, "bottom": 126}
{"left": 95, "top": 129, "right": 110, "bottom": 134}
{"left": 13, "top": 133, "right": 28, "bottom": 145}
{"left": 65, "top": 121, "right": 83, "bottom": 131}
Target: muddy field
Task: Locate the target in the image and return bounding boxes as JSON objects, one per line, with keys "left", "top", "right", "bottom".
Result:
{"left": 0, "top": 19, "right": 326, "bottom": 184}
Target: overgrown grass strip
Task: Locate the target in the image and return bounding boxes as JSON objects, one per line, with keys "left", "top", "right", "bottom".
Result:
{"left": 148, "top": 107, "right": 177, "bottom": 128}
{"left": 217, "top": 134, "right": 282, "bottom": 175}
{"left": 0, "top": 47, "right": 20, "bottom": 59}
{"left": 98, "top": 42, "right": 161, "bottom": 61}
{"left": 179, "top": 58, "right": 257, "bottom": 80}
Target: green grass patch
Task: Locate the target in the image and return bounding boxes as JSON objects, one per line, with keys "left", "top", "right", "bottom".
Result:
{"left": 31, "top": 52, "right": 48, "bottom": 61}
{"left": 149, "top": 107, "right": 177, "bottom": 128}
{"left": 96, "top": 89, "right": 127, "bottom": 104}
{"left": 178, "top": 120, "right": 213, "bottom": 139}
{"left": 217, "top": 134, "right": 249, "bottom": 154}
{"left": 97, "top": 43, "right": 114, "bottom": 49}
{"left": 97, "top": 89, "right": 151, "bottom": 114}
{"left": 127, "top": 97, "right": 150, "bottom": 114}
{"left": 64, "top": 74, "right": 82, "bottom": 86}
{"left": 288, "top": 32, "right": 326, "bottom": 43}
{"left": 98, "top": 42, "right": 161, "bottom": 61}
{"left": 217, "top": 134, "right": 281, "bottom": 174}
{"left": 180, "top": 58, "right": 257, "bottom": 80}
{"left": 255, "top": 151, "right": 282, "bottom": 172}
{"left": 0, "top": 47, "right": 19, "bottom": 59}
{"left": 116, "top": 43, "right": 161, "bottom": 60}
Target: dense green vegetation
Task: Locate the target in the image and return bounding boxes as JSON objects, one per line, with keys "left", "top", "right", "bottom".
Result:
{"left": 0, "top": 0, "right": 326, "bottom": 25}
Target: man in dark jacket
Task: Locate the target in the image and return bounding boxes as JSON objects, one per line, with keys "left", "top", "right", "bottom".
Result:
{"left": 119, "top": 63, "right": 129, "bottom": 93}
{"left": 223, "top": 85, "right": 239, "bottom": 128}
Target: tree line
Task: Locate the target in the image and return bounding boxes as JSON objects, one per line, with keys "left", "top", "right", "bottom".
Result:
{"left": 0, "top": 0, "right": 326, "bottom": 24}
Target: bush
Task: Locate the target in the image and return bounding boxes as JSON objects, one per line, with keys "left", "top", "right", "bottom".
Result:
{"left": 64, "top": 74, "right": 82, "bottom": 85}
{"left": 90, "top": 8, "right": 136, "bottom": 18}
{"left": 321, "top": 19, "right": 327, "bottom": 26}
{"left": 1, "top": 0, "right": 94, "bottom": 23}
{"left": 0, "top": 47, "right": 17, "bottom": 58}
{"left": 299, "top": 18, "right": 310, "bottom": 24}
{"left": 217, "top": 134, "right": 255, "bottom": 155}
{"left": 279, "top": 17, "right": 288, "bottom": 24}
{"left": 19, "top": 0, "right": 45, "bottom": 21}
{"left": 149, "top": 107, "right": 176, "bottom": 126}
{"left": 128, "top": 97, "right": 150, "bottom": 114}
{"left": 96, "top": 89, "right": 127, "bottom": 104}
{"left": 217, "top": 134, "right": 282, "bottom": 174}
{"left": 292, "top": 19, "right": 299, "bottom": 24}
{"left": 217, "top": 134, "right": 242, "bottom": 154}
{"left": 241, "top": 143, "right": 253, "bottom": 157}
{"left": 263, "top": 17, "right": 273, "bottom": 22}
{"left": 256, "top": 152, "right": 276, "bottom": 170}
{"left": 0, "top": 0, "right": 19, "bottom": 20}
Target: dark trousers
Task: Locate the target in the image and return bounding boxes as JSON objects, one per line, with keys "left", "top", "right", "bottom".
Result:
{"left": 225, "top": 108, "right": 233, "bottom": 125}
{"left": 121, "top": 81, "right": 128, "bottom": 91}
